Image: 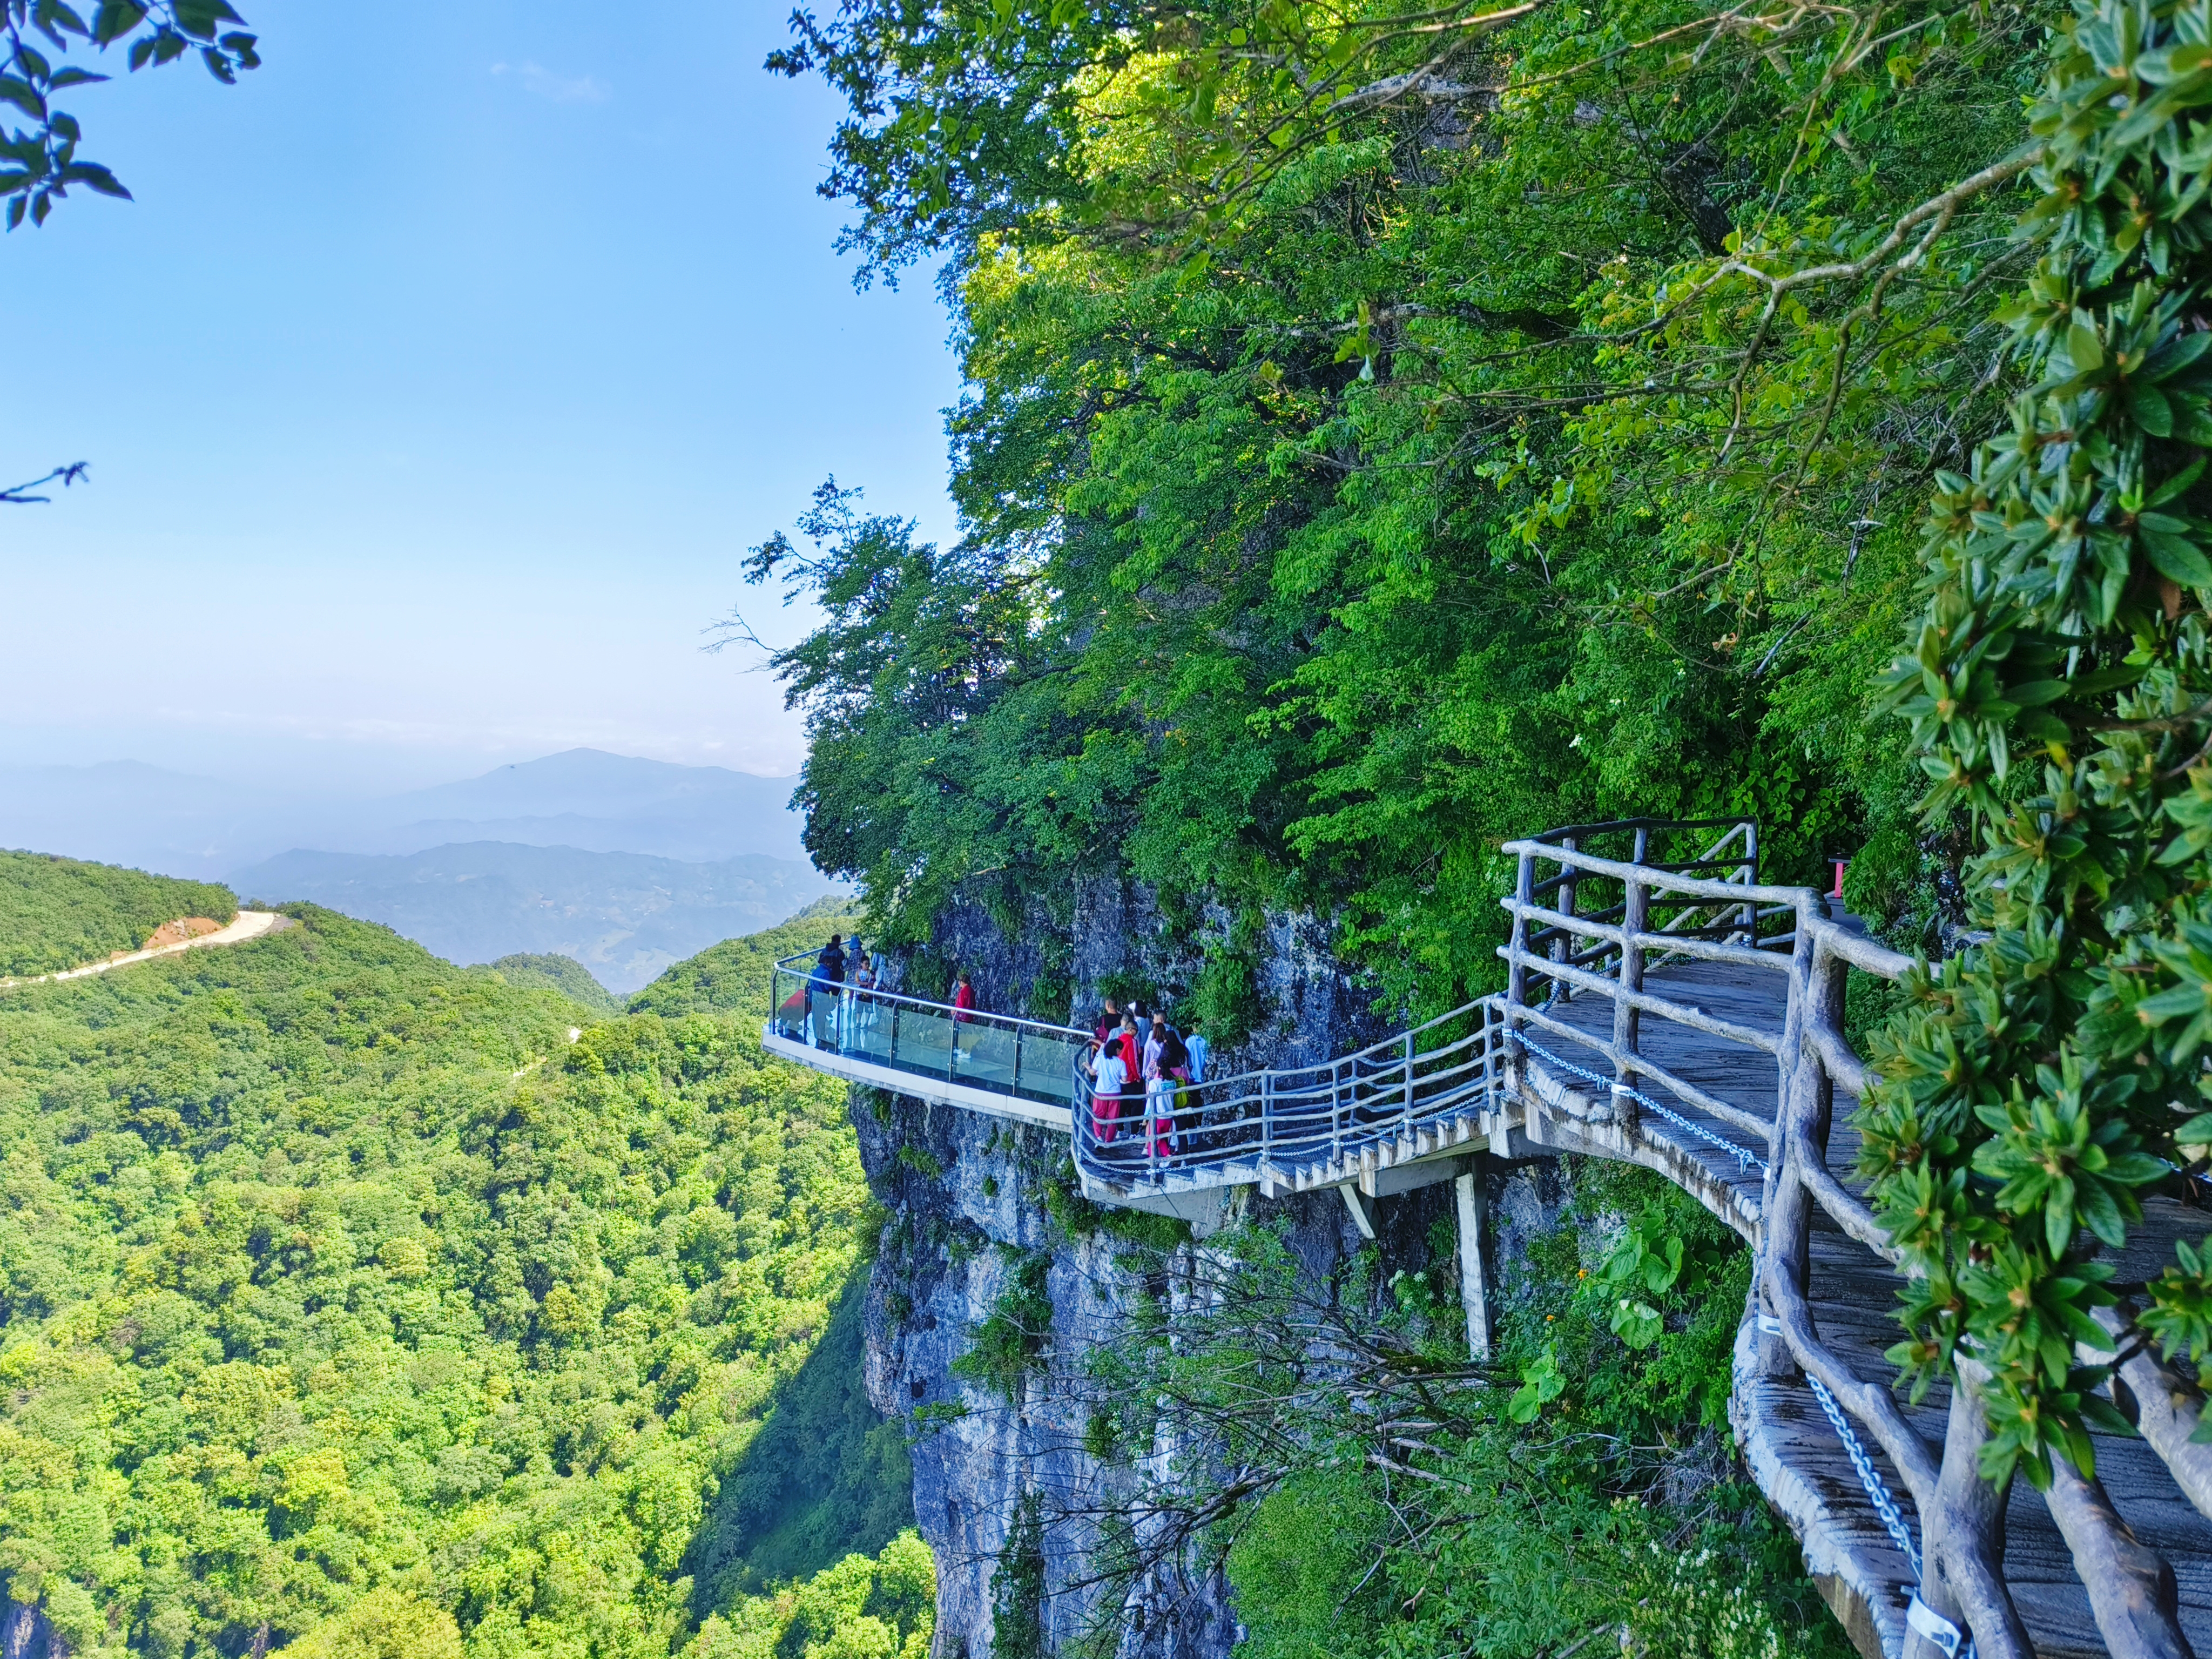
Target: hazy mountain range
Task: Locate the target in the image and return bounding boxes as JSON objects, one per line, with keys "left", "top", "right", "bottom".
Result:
{"left": 0, "top": 748, "right": 808, "bottom": 878}
{"left": 234, "top": 843, "right": 839, "bottom": 993}
{"left": 0, "top": 749, "right": 841, "bottom": 992}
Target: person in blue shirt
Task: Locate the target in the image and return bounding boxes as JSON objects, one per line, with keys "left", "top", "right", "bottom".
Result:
{"left": 1183, "top": 1018, "right": 1210, "bottom": 1085}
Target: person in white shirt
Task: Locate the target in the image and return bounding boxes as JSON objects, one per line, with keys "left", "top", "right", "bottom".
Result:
{"left": 1184, "top": 1019, "right": 1210, "bottom": 1084}
{"left": 1090, "top": 1039, "right": 1128, "bottom": 1152}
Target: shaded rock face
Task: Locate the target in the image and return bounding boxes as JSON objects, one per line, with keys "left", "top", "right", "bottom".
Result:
{"left": 1, "top": 1598, "right": 66, "bottom": 1659}
{"left": 850, "top": 878, "right": 1568, "bottom": 1657}
{"left": 852, "top": 1089, "right": 1466, "bottom": 1659}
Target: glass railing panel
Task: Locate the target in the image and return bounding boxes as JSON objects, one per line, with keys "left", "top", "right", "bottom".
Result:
{"left": 949, "top": 1017, "right": 1019, "bottom": 1092}
{"left": 888, "top": 1002, "right": 954, "bottom": 1078}
{"left": 769, "top": 968, "right": 818, "bottom": 1043}
{"left": 1021, "top": 1035, "right": 1084, "bottom": 1106}
{"left": 840, "top": 992, "right": 898, "bottom": 1065}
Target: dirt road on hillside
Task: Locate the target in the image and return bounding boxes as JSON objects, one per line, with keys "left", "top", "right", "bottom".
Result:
{"left": 3, "top": 910, "right": 292, "bottom": 989}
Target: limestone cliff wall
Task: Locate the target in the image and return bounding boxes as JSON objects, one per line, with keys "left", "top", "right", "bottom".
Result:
{"left": 849, "top": 876, "right": 1573, "bottom": 1658}
{"left": 1, "top": 1596, "right": 67, "bottom": 1659}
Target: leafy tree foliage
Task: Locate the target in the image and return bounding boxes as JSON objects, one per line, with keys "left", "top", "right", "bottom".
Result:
{"left": 1860, "top": 0, "right": 2212, "bottom": 1495}
{"left": 2, "top": 0, "right": 258, "bottom": 227}
{"left": 1051, "top": 1161, "right": 1846, "bottom": 1657}
{"left": 0, "top": 847, "right": 234, "bottom": 977}
{"left": 0, "top": 899, "right": 913, "bottom": 1656}
{"left": 483, "top": 954, "right": 622, "bottom": 1016}
{"left": 684, "top": 1530, "right": 933, "bottom": 1659}
{"left": 753, "top": 0, "right": 2052, "bottom": 1019}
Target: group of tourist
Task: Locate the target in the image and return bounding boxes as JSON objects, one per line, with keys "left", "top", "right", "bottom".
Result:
{"left": 804, "top": 934, "right": 983, "bottom": 1055}
{"left": 804, "top": 932, "right": 893, "bottom": 1050}
{"left": 799, "top": 940, "right": 1211, "bottom": 1157}
{"left": 1086, "top": 997, "right": 1211, "bottom": 1163}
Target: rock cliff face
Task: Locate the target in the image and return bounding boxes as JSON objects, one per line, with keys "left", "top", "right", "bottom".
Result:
{"left": 852, "top": 876, "right": 1572, "bottom": 1658}
{"left": 1, "top": 1596, "right": 67, "bottom": 1659}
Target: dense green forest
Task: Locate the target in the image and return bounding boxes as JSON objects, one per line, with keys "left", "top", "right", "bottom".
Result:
{"left": 747, "top": 0, "right": 2048, "bottom": 1017}
{"left": 0, "top": 862, "right": 914, "bottom": 1658}
{"left": 484, "top": 954, "right": 622, "bottom": 1015}
{"left": 0, "top": 852, "right": 236, "bottom": 979}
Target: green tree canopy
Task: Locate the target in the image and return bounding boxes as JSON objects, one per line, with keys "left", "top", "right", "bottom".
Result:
{"left": 0, "top": 897, "right": 911, "bottom": 1656}
{"left": 754, "top": 0, "right": 2046, "bottom": 1017}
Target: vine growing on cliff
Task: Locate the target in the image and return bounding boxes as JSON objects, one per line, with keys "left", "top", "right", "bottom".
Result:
{"left": 995, "top": 1163, "right": 1843, "bottom": 1657}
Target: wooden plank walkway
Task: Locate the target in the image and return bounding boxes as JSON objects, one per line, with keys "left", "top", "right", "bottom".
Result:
{"left": 1530, "top": 952, "right": 2212, "bottom": 1659}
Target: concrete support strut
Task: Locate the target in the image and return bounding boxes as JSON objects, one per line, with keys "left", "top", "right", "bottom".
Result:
{"left": 1455, "top": 1165, "right": 1491, "bottom": 1363}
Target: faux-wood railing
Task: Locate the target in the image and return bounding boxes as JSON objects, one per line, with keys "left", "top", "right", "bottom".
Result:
{"left": 768, "top": 817, "right": 2212, "bottom": 1656}
{"left": 1503, "top": 822, "right": 2211, "bottom": 1659}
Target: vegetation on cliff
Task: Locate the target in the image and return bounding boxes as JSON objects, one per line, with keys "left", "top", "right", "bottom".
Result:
{"left": 1052, "top": 1161, "right": 1845, "bottom": 1658}
{"left": 760, "top": 0, "right": 2212, "bottom": 1641}
{"left": 750, "top": 0, "right": 2051, "bottom": 1021}
{"left": 0, "top": 870, "right": 912, "bottom": 1657}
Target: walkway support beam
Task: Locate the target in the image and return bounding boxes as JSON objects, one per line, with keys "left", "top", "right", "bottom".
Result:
{"left": 1455, "top": 1166, "right": 1491, "bottom": 1363}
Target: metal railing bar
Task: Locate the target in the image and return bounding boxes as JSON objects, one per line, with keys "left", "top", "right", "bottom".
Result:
{"left": 770, "top": 953, "right": 1090, "bottom": 1037}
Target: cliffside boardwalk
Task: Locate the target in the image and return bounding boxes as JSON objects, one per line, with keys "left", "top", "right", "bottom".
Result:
{"left": 763, "top": 818, "right": 2212, "bottom": 1659}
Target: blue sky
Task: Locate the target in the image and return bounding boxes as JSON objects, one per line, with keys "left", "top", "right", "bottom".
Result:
{"left": 0, "top": 0, "right": 959, "bottom": 795}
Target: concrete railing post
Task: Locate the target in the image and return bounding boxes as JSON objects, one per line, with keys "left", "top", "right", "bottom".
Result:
{"left": 1554, "top": 835, "right": 1579, "bottom": 999}
{"left": 1507, "top": 850, "right": 1533, "bottom": 1035}
{"left": 1455, "top": 1163, "right": 1492, "bottom": 1362}
{"left": 1613, "top": 870, "right": 1647, "bottom": 1109}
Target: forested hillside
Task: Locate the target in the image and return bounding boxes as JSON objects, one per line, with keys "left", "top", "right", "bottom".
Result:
{"left": 628, "top": 898, "right": 860, "bottom": 1024}
{"left": 485, "top": 953, "right": 623, "bottom": 1014}
{"left": 0, "top": 875, "right": 916, "bottom": 1657}
{"left": 751, "top": 0, "right": 2047, "bottom": 1019}
{"left": 0, "top": 851, "right": 236, "bottom": 979}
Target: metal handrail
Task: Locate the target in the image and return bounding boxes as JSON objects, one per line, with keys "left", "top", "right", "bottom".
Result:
{"left": 1069, "top": 1000, "right": 1508, "bottom": 1190}
{"left": 768, "top": 948, "right": 1090, "bottom": 1038}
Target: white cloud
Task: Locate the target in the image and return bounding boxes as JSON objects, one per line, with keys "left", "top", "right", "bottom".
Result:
{"left": 489, "top": 60, "right": 609, "bottom": 104}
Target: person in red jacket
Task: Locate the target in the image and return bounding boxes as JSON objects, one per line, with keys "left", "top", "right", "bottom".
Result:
{"left": 952, "top": 969, "right": 977, "bottom": 1057}
{"left": 1113, "top": 1013, "right": 1144, "bottom": 1156}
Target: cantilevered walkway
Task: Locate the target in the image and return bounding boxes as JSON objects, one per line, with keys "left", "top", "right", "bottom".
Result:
{"left": 763, "top": 818, "right": 2212, "bottom": 1659}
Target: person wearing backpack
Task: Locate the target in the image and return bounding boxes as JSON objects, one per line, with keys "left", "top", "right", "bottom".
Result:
{"left": 1159, "top": 1020, "right": 1194, "bottom": 1157}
